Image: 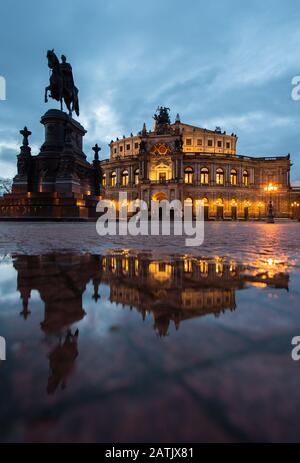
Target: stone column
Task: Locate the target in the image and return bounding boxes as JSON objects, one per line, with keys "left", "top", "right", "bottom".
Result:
{"left": 143, "top": 158, "right": 148, "bottom": 180}
{"left": 210, "top": 163, "right": 215, "bottom": 186}
{"left": 116, "top": 167, "right": 121, "bottom": 187}
{"left": 129, "top": 165, "right": 133, "bottom": 185}
{"left": 172, "top": 159, "right": 176, "bottom": 180}
{"left": 12, "top": 126, "right": 33, "bottom": 193}
{"left": 139, "top": 158, "right": 144, "bottom": 180}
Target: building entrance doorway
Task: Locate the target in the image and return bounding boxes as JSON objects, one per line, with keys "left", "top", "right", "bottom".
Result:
{"left": 152, "top": 191, "right": 168, "bottom": 220}
{"left": 231, "top": 206, "right": 237, "bottom": 220}
{"left": 244, "top": 207, "right": 249, "bottom": 220}
{"left": 216, "top": 206, "right": 224, "bottom": 220}
{"left": 204, "top": 206, "right": 209, "bottom": 221}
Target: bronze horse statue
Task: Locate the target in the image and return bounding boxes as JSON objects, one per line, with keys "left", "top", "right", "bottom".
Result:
{"left": 45, "top": 49, "right": 79, "bottom": 117}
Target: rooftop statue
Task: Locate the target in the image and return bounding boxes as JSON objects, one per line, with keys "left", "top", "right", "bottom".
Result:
{"left": 153, "top": 106, "right": 171, "bottom": 125}
{"left": 45, "top": 49, "right": 80, "bottom": 117}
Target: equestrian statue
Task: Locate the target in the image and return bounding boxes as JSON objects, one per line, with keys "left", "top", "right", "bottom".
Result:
{"left": 45, "top": 49, "right": 80, "bottom": 117}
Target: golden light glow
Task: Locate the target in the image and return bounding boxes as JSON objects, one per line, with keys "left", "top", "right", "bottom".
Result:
{"left": 264, "top": 183, "right": 278, "bottom": 193}
{"left": 111, "top": 171, "right": 117, "bottom": 187}
{"left": 199, "top": 260, "right": 208, "bottom": 275}
{"left": 253, "top": 257, "right": 288, "bottom": 279}
{"left": 121, "top": 258, "right": 129, "bottom": 273}
{"left": 184, "top": 259, "right": 193, "bottom": 273}
{"left": 229, "top": 263, "right": 237, "bottom": 275}
{"left": 149, "top": 262, "right": 172, "bottom": 282}
{"left": 149, "top": 162, "right": 172, "bottom": 182}
{"left": 152, "top": 191, "right": 168, "bottom": 201}
{"left": 134, "top": 258, "right": 139, "bottom": 275}
{"left": 216, "top": 261, "right": 223, "bottom": 275}
{"left": 184, "top": 167, "right": 194, "bottom": 184}
{"left": 249, "top": 282, "right": 268, "bottom": 288}
{"left": 111, "top": 257, "right": 117, "bottom": 273}
{"left": 215, "top": 198, "right": 223, "bottom": 206}
{"left": 291, "top": 201, "right": 300, "bottom": 207}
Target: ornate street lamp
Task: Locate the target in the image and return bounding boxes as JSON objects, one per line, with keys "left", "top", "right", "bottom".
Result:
{"left": 291, "top": 201, "right": 300, "bottom": 220}
{"left": 264, "top": 183, "right": 278, "bottom": 223}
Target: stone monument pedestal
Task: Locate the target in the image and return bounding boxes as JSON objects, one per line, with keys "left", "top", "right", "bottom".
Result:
{"left": 0, "top": 110, "right": 102, "bottom": 220}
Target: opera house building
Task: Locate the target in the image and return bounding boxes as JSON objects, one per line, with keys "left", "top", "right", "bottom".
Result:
{"left": 101, "top": 107, "right": 298, "bottom": 220}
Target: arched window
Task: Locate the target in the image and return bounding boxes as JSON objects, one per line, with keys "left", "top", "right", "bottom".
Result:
{"left": 121, "top": 169, "right": 129, "bottom": 186}
{"left": 230, "top": 169, "right": 237, "bottom": 185}
{"left": 242, "top": 170, "right": 249, "bottom": 186}
{"left": 102, "top": 173, "right": 106, "bottom": 187}
{"left": 216, "top": 168, "right": 224, "bottom": 185}
{"left": 184, "top": 167, "right": 194, "bottom": 184}
{"left": 200, "top": 167, "right": 209, "bottom": 185}
{"left": 134, "top": 168, "right": 139, "bottom": 185}
{"left": 111, "top": 171, "right": 117, "bottom": 187}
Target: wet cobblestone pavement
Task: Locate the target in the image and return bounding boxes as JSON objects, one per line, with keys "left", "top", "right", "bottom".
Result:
{"left": 0, "top": 222, "right": 300, "bottom": 442}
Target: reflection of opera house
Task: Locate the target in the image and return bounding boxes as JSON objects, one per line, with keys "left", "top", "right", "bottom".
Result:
{"left": 14, "top": 252, "right": 289, "bottom": 337}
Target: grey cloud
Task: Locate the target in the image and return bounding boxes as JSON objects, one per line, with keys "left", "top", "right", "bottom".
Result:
{"left": 0, "top": 0, "right": 300, "bottom": 180}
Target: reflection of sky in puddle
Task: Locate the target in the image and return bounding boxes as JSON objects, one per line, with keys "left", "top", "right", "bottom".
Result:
{"left": 0, "top": 250, "right": 300, "bottom": 443}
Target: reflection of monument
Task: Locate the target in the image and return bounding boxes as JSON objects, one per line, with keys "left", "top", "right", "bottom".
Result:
{"left": 14, "top": 253, "right": 99, "bottom": 336}
{"left": 14, "top": 254, "right": 103, "bottom": 332}
{"left": 47, "top": 329, "right": 79, "bottom": 395}
{"left": 14, "top": 253, "right": 102, "bottom": 395}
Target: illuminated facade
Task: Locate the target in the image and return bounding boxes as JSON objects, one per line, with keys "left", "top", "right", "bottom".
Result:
{"left": 101, "top": 107, "right": 297, "bottom": 220}
{"left": 1, "top": 106, "right": 299, "bottom": 220}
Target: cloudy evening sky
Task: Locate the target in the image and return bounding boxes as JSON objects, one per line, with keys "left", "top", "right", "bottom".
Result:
{"left": 1, "top": 0, "right": 300, "bottom": 183}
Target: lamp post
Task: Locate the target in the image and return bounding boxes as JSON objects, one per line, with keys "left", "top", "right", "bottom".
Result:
{"left": 264, "top": 183, "right": 278, "bottom": 223}
{"left": 291, "top": 201, "right": 300, "bottom": 220}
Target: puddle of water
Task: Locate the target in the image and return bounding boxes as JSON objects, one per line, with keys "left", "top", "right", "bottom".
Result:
{"left": 0, "top": 249, "right": 300, "bottom": 442}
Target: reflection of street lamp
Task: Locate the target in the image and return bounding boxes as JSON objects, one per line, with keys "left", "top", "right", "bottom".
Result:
{"left": 264, "top": 183, "right": 278, "bottom": 223}
{"left": 291, "top": 201, "right": 300, "bottom": 220}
